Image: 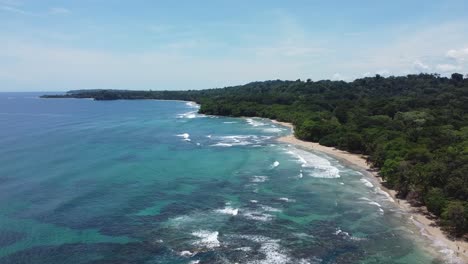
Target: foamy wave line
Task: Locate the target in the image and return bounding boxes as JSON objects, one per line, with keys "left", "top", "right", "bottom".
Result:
{"left": 262, "top": 126, "right": 284, "bottom": 133}
{"left": 278, "top": 197, "right": 295, "bottom": 203}
{"left": 191, "top": 230, "right": 220, "bottom": 248}
{"left": 410, "top": 216, "right": 465, "bottom": 264}
{"left": 176, "top": 133, "right": 191, "bottom": 141}
{"left": 260, "top": 205, "right": 282, "bottom": 212}
{"left": 242, "top": 210, "right": 274, "bottom": 221}
{"left": 251, "top": 175, "right": 268, "bottom": 183}
{"left": 179, "top": 250, "right": 195, "bottom": 257}
{"left": 209, "top": 135, "right": 272, "bottom": 147}
{"left": 215, "top": 206, "right": 239, "bottom": 216}
{"left": 245, "top": 118, "right": 266, "bottom": 127}
{"left": 358, "top": 197, "right": 384, "bottom": 214}
{"left": 360, "top": 178, "right": 374, "bottom": 188}
{"left": 211, "top": 142, "right": 233, "bottom": 147}
{"left": 374, "top": 187, "right": 395, "bottom": 202}
{"left": 185, "top": 101, "right": 200, "bottom": 108}
{"left": 334, "top": 228, "right": 367, "bottom": 241}
{"left": 227, "top": 234, "right": 317, "bottom": 264}
{"left": 285, "top": 147, "right": 340, "bottom": 178}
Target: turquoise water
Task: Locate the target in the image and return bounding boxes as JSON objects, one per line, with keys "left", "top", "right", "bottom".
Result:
{"left": 0, "top": 93, "right": 448, "bottom": 263}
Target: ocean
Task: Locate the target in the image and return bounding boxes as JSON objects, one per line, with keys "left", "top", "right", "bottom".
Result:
{"left": 0, "top": 93, "right": 451, "bottom": 263}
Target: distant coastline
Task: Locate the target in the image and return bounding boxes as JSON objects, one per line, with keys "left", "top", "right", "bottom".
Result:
{"left": 269, "top": 119, "right": 468, "bottom": 263}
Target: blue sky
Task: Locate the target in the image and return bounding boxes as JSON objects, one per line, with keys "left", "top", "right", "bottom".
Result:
{"left": 1, "top": 0, "right": 468, "bottom": 91}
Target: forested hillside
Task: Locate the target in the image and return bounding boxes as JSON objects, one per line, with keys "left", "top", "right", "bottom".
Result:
{"left": 43, "top": 73, "right": 468, "bottom": 237}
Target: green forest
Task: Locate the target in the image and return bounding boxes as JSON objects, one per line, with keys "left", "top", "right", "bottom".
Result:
{"left": 43, "top": 73, "right": 468, "bottom": 237}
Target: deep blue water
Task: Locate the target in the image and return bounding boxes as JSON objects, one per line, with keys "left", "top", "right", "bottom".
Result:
{"left": 0, "top": 93, "right": 451, "bottom": 263}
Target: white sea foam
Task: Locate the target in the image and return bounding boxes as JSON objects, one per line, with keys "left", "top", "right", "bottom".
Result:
{"left": 189, "top": 261, "right": 200, "bottom": 264}
{"left": 375, "top": 187, "right": 395, "bottom": 202}
{"left": 235, "top": 246, "right": 252, "bottom": 252}
{"left": 180, "top": 250, "right": 195, "bottom": 257}
{"left": 359, "top": 197, "right": 384, "bottom": 213}
{"left": 368, "top": 201, "right": 382, "bottom": 207}
{"left": 251, "top": 175, "right": 268, "bottom": 183}
{"left": 215, "top": 206, "right": 239, "bottom": 216}
{"left": 271, "top": 161, "right": 280, "bottom": 168}
{"left": 242, "top": 210, "right": 274, "bottom": 221}
{"left": 211, "top": 142, "right": 233, "bottom": 147}
{"left": 250, "top": 200, "right": 258, "bottom": 203}
{"left": 262, "top": 127, "right": 283, "bottom": 133}
{"left": 223, "top": 121, "right": 238, "bottom": 124}
{"left": 334, "top": 228, "right": 366, "bottom": 241}
{"left": 185, "top": 101, "right": 199, "bottom": 108}
{"left": 209, "top": 135, "right": 272, "bottom": 147}
{"left": 278, "top": 197, "right": 295, "bottom": 203}
{"left": 242, "top": 235, "right": 291, "bottom": 264}
{"left": 177, "top": 102, "right": 202, "bottom": 119}
{"left": 177, "top": 111, "right": 198, "bottom": 119}
{"left": 410, "top": 216, "right": 465, "bottom": 264}
{"left": 285, "top": 147, "right": 340, "bottom": 178}
{"left": 191, "top": 230, "right": 220, "bottom": 248}
{"left": 228, "top": 234, "right": 316, "bottom": 264}
{"left": 360, "top": 178, "right": 374, "bottom": 188}
{"left": 245, "top": 118, "right": 266, "bottom": 127}
{"left": 176, "top": 133, "right": 191, "bottom": 141}
{"left": 260, "top": 205, "right": 282, "bottom": 212}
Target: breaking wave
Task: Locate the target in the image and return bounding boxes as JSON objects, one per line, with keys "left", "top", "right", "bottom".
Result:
{"left": 285, "top": 147, "right": 340, "bottom": 178}
{"left": 209, "top": 135, "right": 272, "bottom": 147}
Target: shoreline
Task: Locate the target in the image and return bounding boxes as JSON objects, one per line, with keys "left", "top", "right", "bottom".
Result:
{"left": 270, "top": 119, "right": 468, "bottom": 263}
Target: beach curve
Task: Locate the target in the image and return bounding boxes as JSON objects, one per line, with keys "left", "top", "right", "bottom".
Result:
{"left": 270, "top": 119, "right": 468, "bottom": 263}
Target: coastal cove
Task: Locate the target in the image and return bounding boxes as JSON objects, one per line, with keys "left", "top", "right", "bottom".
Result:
{"left": 0, "top": 94, "right": 461, "bottom": 263}
{"left": 269, "top": 119, "right": 468, "bottom": 263}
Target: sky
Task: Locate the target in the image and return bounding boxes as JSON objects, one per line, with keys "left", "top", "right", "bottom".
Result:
{"left": 1, "top": 0, "right": 468, "bottom": 91}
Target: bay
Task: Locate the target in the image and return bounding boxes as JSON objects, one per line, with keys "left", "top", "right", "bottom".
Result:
{"left": 0, "top": 93, "right": 447, "bottom": 263}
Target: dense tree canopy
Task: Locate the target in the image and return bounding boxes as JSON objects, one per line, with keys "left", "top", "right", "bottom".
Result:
{"left": 43, "top": 73, "right": 468, "bottom": 237}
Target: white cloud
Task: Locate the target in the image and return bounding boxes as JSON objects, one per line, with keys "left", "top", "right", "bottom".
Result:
{"left": 1, "top": 4, "right": 70, "bottom": 16}
{"left": 344, "top": 21, "right": 468, "bottom": 78}
{"left": 435, "top": 63, "right": 460, "bottom": 72}
{"left": 0, "top": 5, "right": 28, "bottom": 15}
{"left": 446, "top": 47, "right": 468, "bottom": 61}
{"left": 332, "top": 73, "right": 342, "bottom": 80}
{"left": 413, "top": 60, "right": 430, "bottom": 72}
{"left": 376, "top": 69, "right": 390, "bottom": 76}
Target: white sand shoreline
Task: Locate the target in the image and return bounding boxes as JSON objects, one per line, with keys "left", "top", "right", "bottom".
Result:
{"left": 270, "top": 119, "right": 468, "bottom": 263}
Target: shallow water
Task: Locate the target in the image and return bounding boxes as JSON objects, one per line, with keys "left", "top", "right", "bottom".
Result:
{"left": 0, "top": 93, "right": 450, "bottom": 263}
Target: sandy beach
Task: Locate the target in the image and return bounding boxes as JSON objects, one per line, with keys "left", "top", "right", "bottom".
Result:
{"left": 271, "top": 120, "right": 468, "bottom": 263}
